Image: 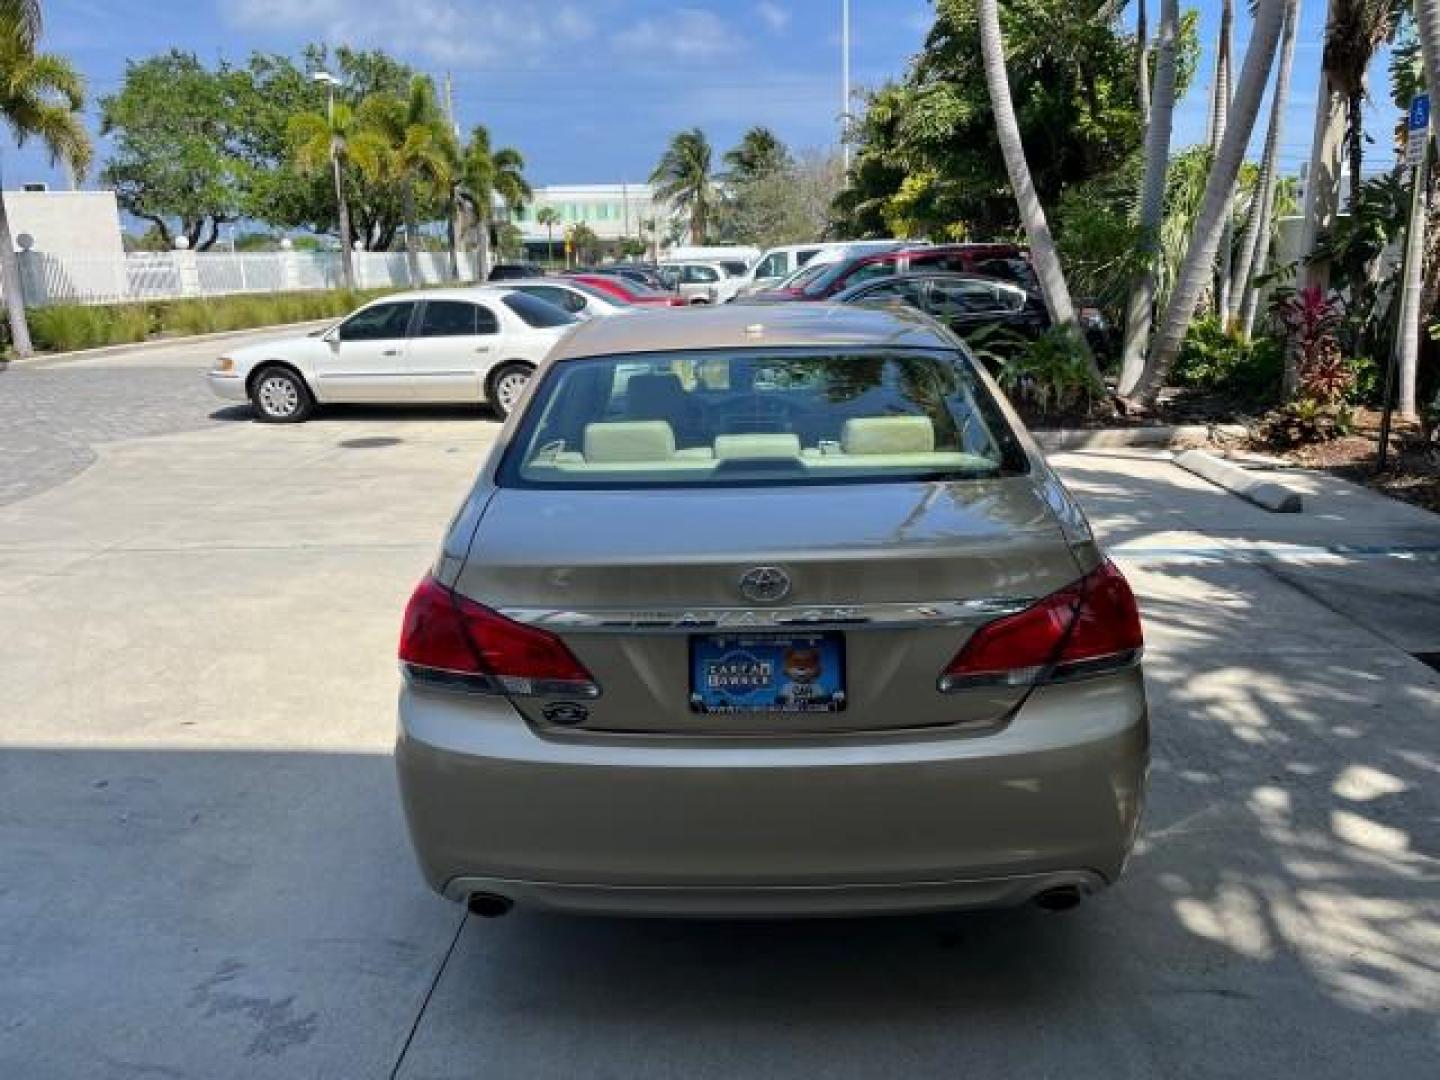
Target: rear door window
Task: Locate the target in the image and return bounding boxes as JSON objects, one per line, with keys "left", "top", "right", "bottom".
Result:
{"left": 417, "top": 300, "right": 484, "bottom": 337}
{"left": 503, "top": 293, "right": 578, "bottom": 329}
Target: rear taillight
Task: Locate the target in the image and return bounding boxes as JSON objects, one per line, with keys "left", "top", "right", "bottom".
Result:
{"left": 399, "top": 575, "right": 599, "bottom": 698}
{"left": 939, "top": 559, "right": 1142, "bottom": 693}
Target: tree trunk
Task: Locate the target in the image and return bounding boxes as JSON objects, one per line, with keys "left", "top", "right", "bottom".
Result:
{"left": 1238, "top": 222, "right": 1275, "bottom": 338}
{"left": 1213, "top": 0, "right": 1235, "bottom": 318}
{"left": 0, "top": 191, "right": 34, "bottom": 359}
{"left": 1297, "top": 71, "right": 1346, "bottom": 300}
{"left": 1137, "top": 0, "right": 1150, "bottom": 133}
{"left": 476, "top": 212, "right": 492, "bottom": 281}
{"left": 402, "top": 187, "right": 421, "bottom": 284}
{"left": 1396, "top": 140, "right": 1430, "bottom": 419}
{"left": 1118, "top": 0, "right": 1180, "bottom": 396}
{"left": 977, "top": 0, "right": 1096, "bottom": 377}
{"left": 1229, "top": 0, "right": 1299, "bottom": 330}
{"left": 1134, "top": 0, "right": 1287, "bottom": 404}
{"left": 332, "top": 149, "right": 355, "bottom": 290}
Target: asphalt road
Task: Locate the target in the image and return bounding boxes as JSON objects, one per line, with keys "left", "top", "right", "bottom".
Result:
{"left": 1, "top": 337, "right": 1437, "bottom": 1078}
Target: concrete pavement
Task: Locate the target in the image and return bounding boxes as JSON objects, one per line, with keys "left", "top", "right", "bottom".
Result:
{"left": 0, "top": 362, "right": 1436, "bottom": 1078}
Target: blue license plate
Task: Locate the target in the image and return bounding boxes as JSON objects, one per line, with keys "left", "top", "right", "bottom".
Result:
{"left": 689, "top": 633, "right": 847, "bottom": 714}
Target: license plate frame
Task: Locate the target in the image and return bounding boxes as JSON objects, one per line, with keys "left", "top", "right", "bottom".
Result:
{"left": 688, "top": 632, "right": 847, "bottom": 714}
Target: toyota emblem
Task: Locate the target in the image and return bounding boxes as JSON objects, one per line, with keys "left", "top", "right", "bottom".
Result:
{"left": 738, "top": 566, "right": 792, "bottom": 604}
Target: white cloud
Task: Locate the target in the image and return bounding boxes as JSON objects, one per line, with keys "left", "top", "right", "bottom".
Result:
{"left": 612, "top": 8, "right": 744, "bottom": 62}
{"left": 756, "top": 1, "right": 790, "bottom": 33}
{"left": 220, "top": 0, "right": 594, "bottom": 66}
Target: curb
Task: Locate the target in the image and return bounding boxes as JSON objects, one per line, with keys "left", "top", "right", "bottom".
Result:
{"left": 1035, "top": 423, "right": 1250, "bottom": 452}
{"left": 4, "top": 319, "right": 334, "bottom": 369}
{"left": 1175, "top": 449, "right": 1304, "bottom": 513}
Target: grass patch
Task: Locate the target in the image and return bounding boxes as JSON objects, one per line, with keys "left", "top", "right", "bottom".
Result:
{"left": 23, "top": 288, "right": 398, "bottom": 354}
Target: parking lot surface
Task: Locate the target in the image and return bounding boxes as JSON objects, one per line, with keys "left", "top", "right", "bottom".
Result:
{"left": 1, "top": 338, "right": 1437, "bottom": 1078}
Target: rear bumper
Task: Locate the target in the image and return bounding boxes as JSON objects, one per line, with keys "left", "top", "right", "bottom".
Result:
{"left": 441, "top": 869, "right": 1107, "bottom": 917}
{"left": 396, "top": 669, "right": 1148, "bottom": 917}
{"left": 206, "top": 372, "right": 248, "bottom": 402}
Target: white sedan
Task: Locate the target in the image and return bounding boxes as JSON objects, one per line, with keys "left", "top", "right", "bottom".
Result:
{"left": 206, "top": 287, "right": 577, "bottom": 422}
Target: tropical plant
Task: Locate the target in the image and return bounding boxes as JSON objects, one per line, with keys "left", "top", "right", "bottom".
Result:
{"left": 360, "top": 75, "right": 453, "bottom": 280}
{"left": 454, "top": 125, "right": 530, "bottom": 281}
{"left": 1133, "top": 0, "right": 1287, "bottom": 405}
{"left": 0, "top": 19, "right": 91, "bottom": 358}
{"left": 287, "top": 101, "right": 385, "bottom": 289}
{"left": 997, "top": 327, "right": 1104, "bottom": 417}
{"left": 1172, "top": 316, "right": 1284, "bottom": 403}
{"left": 568, "top": 223, "right": 601, "bottom": 265}
{"left": 958, "top": 322, "right": 1032, "bottom": 373}
{"left": 536, "top": 207, "right": 560, "bottom": 266}
{"left": 650, "top": 128, "right": 717, "bottom": 244}
{"left": 976, "top": 0, "right": 1096, "bottom": 377}
{"left": 1119, "top": 0, "right": 1181, "bottom": 393}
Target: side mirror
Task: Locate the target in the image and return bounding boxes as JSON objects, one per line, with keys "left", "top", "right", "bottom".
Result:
{"left": 322, "top": 326, "right": 341, "bottom": 346}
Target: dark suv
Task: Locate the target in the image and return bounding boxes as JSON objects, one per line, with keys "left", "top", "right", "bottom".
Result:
{"left": 742, "top": 244, "right": 1025, "bottom": 303}
{"left": 489, "top": 263, "right": 543, "bottom": 281}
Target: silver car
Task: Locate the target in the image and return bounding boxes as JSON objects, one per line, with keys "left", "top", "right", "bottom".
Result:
{"left": 396, "top": 304, "right": 1148, "bottom": 918}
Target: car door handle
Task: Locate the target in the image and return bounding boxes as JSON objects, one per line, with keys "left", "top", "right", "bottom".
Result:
{"left": 474, "top": 345, "right": 491, "bottom": 353}
{"left": 381, "top": 348, "right": 400, "bottom": 357}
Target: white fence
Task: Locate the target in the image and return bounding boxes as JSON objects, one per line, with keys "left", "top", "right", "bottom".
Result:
{"left": 15, "top": 249, "right": 479, "bottom": 308}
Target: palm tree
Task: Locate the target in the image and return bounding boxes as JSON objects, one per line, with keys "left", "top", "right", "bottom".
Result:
{"left": 0, "top": 19, "right": 90, "bottom": 359}
{"left": 976, "top": 0, "right": 1096, "bottom": 377}
{"left": 360, "top": 76, "right": 452, "bottom": 283}
{"left": 724, "top": 126, "right": 789, "bottom": 181}
{"left": 536, "top": 207, "right": 560, "bottom": 266}
{"left": 455, "top": 125, "right": 530, "bottom": 282}
{"left": 0, "top": 0, "right": 39, "bottom": 46}
{"left": 1134, "top": 0, "right": 1287, "bottom": 404}
{"left": 1227, "top": 0, "right": 1300, "bottom": 333}
{"left": 1298, "top": 0, "right": 1397, "bottom": 297}
{"left": 1118, "top": 0, "right": 1181, "bottom": 396}
{"left": 1391, "top": 25, "right": 1432, "bottom": 418}
{"left": 288, "top": 102, "right": 385, "bottom": 290}
{"left": 1211, "top": 0, "right": 1235, "bottom": 316}
{"left": 1136, "top": 0, "right": 1150, "bottom": 133}
{"left": 651, "top": 128, "right": 716, "bottom": 244}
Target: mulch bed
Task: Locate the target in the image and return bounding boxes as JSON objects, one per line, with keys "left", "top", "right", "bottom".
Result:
{"left": 1253, "top": 409, "right": 1440, "bottom": 516}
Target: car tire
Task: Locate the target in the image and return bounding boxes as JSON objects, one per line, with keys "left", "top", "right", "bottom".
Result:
{"left": 488, "top": 362, "right": 534, "bottom": 419}
{"left": 250, "top": 366, "right": 314, "bottom": 423}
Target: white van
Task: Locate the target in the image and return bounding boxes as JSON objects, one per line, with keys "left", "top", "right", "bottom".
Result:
{"left": 732, "top": 240, "right": 915, "bottom": 298}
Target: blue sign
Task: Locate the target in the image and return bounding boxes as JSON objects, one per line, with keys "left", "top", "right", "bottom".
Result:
{"left": 1410, "top": 93, "right": 1430, "bottom": 132}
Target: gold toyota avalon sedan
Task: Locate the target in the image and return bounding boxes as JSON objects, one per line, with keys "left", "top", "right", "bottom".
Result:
{"left": 395, "top": 304, "right": 1147, "bottom": 918}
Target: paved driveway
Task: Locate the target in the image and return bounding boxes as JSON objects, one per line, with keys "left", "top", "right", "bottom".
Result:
{"left": 1, "top": 342, "right": 1436, "bottom": 1078}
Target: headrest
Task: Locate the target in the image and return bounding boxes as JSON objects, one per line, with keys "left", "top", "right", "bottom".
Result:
{"left": 583, "top": 421, "right": 676, "bottom": 462}
{"left": 714, "top": 433, "right": 802, "bottom": 460}
{"left": 841, "top": 416, "right": 936, "bottom": 455}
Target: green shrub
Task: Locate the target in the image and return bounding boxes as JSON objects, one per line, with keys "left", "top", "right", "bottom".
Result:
{"left": 1172, "top": 317, "right": 1284, "bottom": 404}
{"left": 1346, "top": 355, "right": 1382, "bottom": 407}
{"left": 25, "top": 287, "right": 396, "bottom": 354}
{"left": 998, "top": 327, "right": 1102, "bottom": 417}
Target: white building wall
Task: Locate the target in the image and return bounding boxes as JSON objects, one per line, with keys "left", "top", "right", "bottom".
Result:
{"left": 510, "top": 184, "right": 675, "bottom": 244}
{"left": 5, "top": 190, "right": 128, "bottom": 304}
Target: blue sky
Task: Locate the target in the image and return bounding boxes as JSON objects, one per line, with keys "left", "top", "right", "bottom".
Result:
{"left": 3, "top": 0, "right": 1407, "bottom": 192}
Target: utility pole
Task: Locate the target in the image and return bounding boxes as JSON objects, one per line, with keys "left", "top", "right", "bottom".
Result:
{"left": 841, "top": 0, "right": 852, "bottom": 174}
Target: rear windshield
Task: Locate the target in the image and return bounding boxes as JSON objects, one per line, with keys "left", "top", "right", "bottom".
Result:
{"left": 503, "top": 293, "right": 578, "bottom": 328}
{"left": 499, "top": 347, "right": 1028, "bottom": 489}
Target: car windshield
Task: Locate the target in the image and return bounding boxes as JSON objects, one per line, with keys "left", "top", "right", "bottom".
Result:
{"left": 502, "top": 293, "right": 579, "bottom": 328}
{"left": 500, "top": 347, "right": 1028, "bottom": 489}
{"left": 801, "top": 259, "right": 868, "bottom": 296}
{"left": 779, "top": 262, "right": 831, "bottom": 291}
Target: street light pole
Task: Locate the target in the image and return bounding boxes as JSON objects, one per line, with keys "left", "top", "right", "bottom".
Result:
{"left": 841, "top": 0, "right": 851, "bottom": 174}
{"left": 313, "top": 70, "right": 354, "bottom": 290}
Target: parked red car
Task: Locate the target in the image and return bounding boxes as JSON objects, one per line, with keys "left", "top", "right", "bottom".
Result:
{"left": 570, "top": 273, "right": 688, "bottom": 308}
{"left": 743, "top": 243, "right": 1026, "bottom": 303}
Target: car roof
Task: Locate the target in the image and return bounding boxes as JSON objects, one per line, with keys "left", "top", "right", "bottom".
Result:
{"left": 360, "top": 286, "right": 519, "bottom": 304}
{"left": 547, "top": 302, "right": 953, "bottom": 361}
